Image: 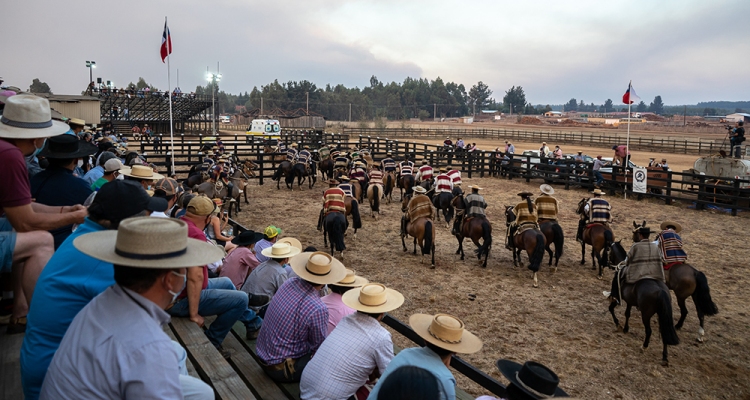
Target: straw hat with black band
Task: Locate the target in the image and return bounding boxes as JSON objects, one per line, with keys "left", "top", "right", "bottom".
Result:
{"left": 277, "top": 237, "right": 302, "bottom": 252}
{"left": 37, "top": 134, "right": 98, "bottom": 159}
{"left": 497, "top": 359, "right": 568, "bottom": 399}
{"left": 660, "top": 221, "right": 682, "bottom": 233}
{"left": 289, "top": 251, "right": 347, "bottom": 285}
{"left": 409, "top": 313, "right": 482, "bottom": 354}
{"left": 342, "top": 282, "right": 401, "bottom": 313}
{"left": 260, "top": 242, "right": 301, "bottom": 259}
{"left": 540, "top": 184, "right": 554, "bottom": 196}
{"left": 591, "top": 189, "right": 605, "bottom": 196}
{"left": 73, "top": 217, "right": 224, "bottom": 269}
{"left": 0, "top": 95, "right": 70, "bottom": 139}
{"left": 120, "top": 165, "right": 164, "bottom": 181}
{"left": 334, "top": 269, "right": 369, "bottom": 288}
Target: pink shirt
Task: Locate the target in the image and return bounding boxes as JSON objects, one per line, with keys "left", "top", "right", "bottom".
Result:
{"left": 219, "top": 246, "right": 260, "bottom": 289}
{"left": 321, "top": 293, "right": 356, "bottom": 335}
{"left": 614, "top": 145, "right": 631, "bottom": 158}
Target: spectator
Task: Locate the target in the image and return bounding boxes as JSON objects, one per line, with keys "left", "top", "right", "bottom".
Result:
{"left": 39, "top": 217, "right": 219, "bottom": 399}
{"left": 241, "top": 241, "right": 301, "bottom": 314}
{"left": 455, "top": 138, "right": 464, "bottom": 149}
{"left": 539, "top": 142, "right": 550, "bottom": 157}
{"left": 369, "top": 313, "right": 483, "bottom": 400}
{"left": 496, "top": 359, "right": 568, "bottom": 399}
{"left": 151, "top": 177, "right": 183, "bottom": 217}
{"left": 256, "top": 251, "right": 347, "bottom": 383}
{"left": 220, "top": 230, "right": 264, "bottom": 289}
{"left": 65, "top": 118, "right": 85, "bottom": 137}
{"left": 374, "top": 366, "right": 441, "bottom": 400}
{"left": 121, "top": 164, "right": 164, "bottom": 190}
{"left": 300, "top": 282, "right": 403, "bottom": 400}
{"left": 553, "top": 146, "right": 563, "bottom": 164}
{"left": 658, "top": 158, "right": 669, "bottom": 169}
{"left": 205, "top": 199, "right": 234, "bottom": 248}
{"left": 20, "top": 180, "right": 168, "bottom": 399}
{"left": 612, "top": 144, "right": 631, "bottom": 167}
{"left": 131, "top": 124, "right": 141, "bottom": 139}
{"left": 82, "top": 150, "right": 117, "bottom": 186}
{"left": 505, "top": 141, "right": 515, "bottom": 155}
{"left": 255, "top": 225, "right": 282, "bottom": 263}
{"left": 90, "top": 158, "right": 123, "bottom": 191}
{"left": 443, "top": 137, "right": 453, "bottom": 147}
{"left": 320, "top": 269, "right": 368, "bottom": 334}
{"left": 593, "top": 155, "right": 608, "bottom": 188}
{"left": 648, "top": 157, "right": 657, "bottom": 167}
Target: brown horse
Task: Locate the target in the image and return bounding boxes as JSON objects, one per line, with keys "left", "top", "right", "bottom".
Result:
{"left": 272, "top": 161, "right": 294, "bottom": 190}
{"left": 538, "top": 219, "right": 564, "bottom": 269}
{"left": 366, "top": 183, "right": 382, "bottom": 218}
{"left": 344, "top": 196, "right": 362, "bottom": 240}
{"left": 576, "top": 198, "right": 614, "bottom": 278}
{"left": 631, "top": 221, "right": 718, "bottom": 342}
{"left": 505, "top": 206, "right": 546, "bottom": 287}
{"left": 349, "top": 180, "right": 363, "bottom": 203}
{"left": 194, "top": 180, "right": 242, "bottom": 218}
{"left": 383, "top": 171, "right": 396, "bottom": 203}
{"left": 399, "top": 174, "right": 415, "bottom": 201}
{"left": 400, "top": 195, "right": 436, "bottom": 268}
{"left": 609, "top": 241, "right": 680, "bottom": 366}
{"left": 451, "top": 194, "right": 492, "bottom": 268}
{"left": 264, "top": 145, "right": 286, "bottom": 168}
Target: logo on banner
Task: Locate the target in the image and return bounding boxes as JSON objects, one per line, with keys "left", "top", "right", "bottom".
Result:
{"left": 633, "top": 167, "right": 647, "bottom": 193}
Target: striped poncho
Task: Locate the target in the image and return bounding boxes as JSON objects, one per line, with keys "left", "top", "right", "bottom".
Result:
{"left": 536, "top": 194, "right": 558, "bottom": 220}
{"left": 407, "top": 195, "right": 433, "bottom": 221}
{"left": 323, "top": 188, "right": 346, "bottom": 215}
{"left": 656, "top": 230, "right": 687, "bottom": 265}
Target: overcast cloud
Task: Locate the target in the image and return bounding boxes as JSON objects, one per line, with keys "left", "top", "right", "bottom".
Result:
{"left": 3, "top": 0, "right": 747, "bottom": 105}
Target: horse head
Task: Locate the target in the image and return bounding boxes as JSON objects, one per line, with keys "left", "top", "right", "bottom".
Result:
{"left": 610, "top": 239, "right": 627, "bottom": 265}
{"left": 632, "top": 220, "right": 649, "bottom": 242}
{"left": 504, "top": 206, "right": 516, "bottom": 226}
{"left": 575, "top": 197, "right": 589, "bottom": 215}
{"left": 401, "top": 194, "right": 412, "bottom": 213}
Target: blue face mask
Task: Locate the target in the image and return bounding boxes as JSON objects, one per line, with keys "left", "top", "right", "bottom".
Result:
{"left": 31, "top": 138, "right": 47, "bottom": 158}
{"left": 168, "top": 271, "right": 187, "bottom": 303}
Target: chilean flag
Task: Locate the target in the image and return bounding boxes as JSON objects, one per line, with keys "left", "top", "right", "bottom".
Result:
{"left": 160, "top": 20, "right": 172, "bottom": 63}
{"left": 622, "top": 82, "right": 640, "bottom": 105}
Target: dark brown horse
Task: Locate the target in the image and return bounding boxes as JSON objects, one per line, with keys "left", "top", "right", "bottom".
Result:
{"left": 576, "top": 198, "right": 614, "bottom": 278}
{"left": 401, "top": 194, "right": 436, "bottom": 268}
{"left": 399, "top": 174, "right": 415, "bottom": 201}
{"left": 272, "top": 161, "right": 294, "bottom": 190}
{"left": 609, "top": 241, "right": 680, "bottom": 366}
{"left": 383, "top": 171, "right": 396, "bottom": 203}
{"left": 451, "top": 193, "right": 492, "bottom": 268}
{"left": 538, "top": 219, "right": 564, "bottom": 270}
{"left": 631, "top": 222, "right": 718, "bottom": 342}
{"left": 264, "top": 145, "right": 286, "bottom": 168}
{"left": 505, "top": 205, "right": 546, "bottom": 287}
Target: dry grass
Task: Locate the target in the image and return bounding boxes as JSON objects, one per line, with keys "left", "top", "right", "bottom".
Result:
{"left": 234, "top": 173, "right": 750, "bottom": 399}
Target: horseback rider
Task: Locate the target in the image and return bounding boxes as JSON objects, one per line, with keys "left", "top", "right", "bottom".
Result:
{"left": 350, "top": 148, "right": 361, "bottom": 164}
{"left": 536, "top": 184, "right": 559, "bottom": 222}
{"left": 338, "top": 176, "right": 355, "bottom": 198}
{"left": 329, "top": 144, "right": 340, "bottom": 160}
{"left": 457, "top": 185, "right": 486, "bottom": 233}
{"left": 507, "top": 192, "right": 538, "bottom": 250}
{"left": 286, "top": 143, "right": 299, "bottom": 163}
{"left": 297, "top": 145, "right": 312, "bottom": 172}
{"left": 277, "top": 139, "right": 287, "bottom": 154}
{"left": 200, "top": 153, "right": 216, "bottom": 173}
{"left": 368, "top": 164, "right": 384, "bottom": 187}
{"left": 322, "top": 179, "right": 346, "bottom": 216}
{"left": 626, "top": 226, "right": 665, "bottom": 283}
{"left": 397, "top": 156, "right": 414, "bottom": 186}
{"left": 434, "top": 167, "right": 453, "bottom": 194}
{"left": 577, "top": 189, "right": 612, "bottom": 243}
{"left": 349, "top": 161, "right": 368, "bottom": 195}
{"left": 655, "top": 221, "right": 687, "bottom": 271}
{"left": 446, "top": 165, "right": 462, "bottom": 187}
{"left": 381, "top": 152, "right": 397, "bottom": 173}
{"left": 402, "top": 186, "right": 433, "bottom": 235}
{"left": 415, "top": 159, "right": 434, "bottom": 187}
{"left": 334, "top": 151, "right": 349, "bottom": 174}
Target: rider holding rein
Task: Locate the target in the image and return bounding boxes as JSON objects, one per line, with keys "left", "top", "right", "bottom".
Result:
{"left": 655, "top": 221, "right": 687, "bottom": 271}
{"left": 434, "top": 167, "right": 453, "bottom": 194}
{"left": 337, "top": 176, "right": 354, "bottom": 198}
{"left": 380, "top": 152, "right": 396, "bottom": 173}
{"left": 286, "top": 143, "right": 298, "bottom": 163}
{"left": 536, "top": 184, "right": 558, "bottom": 222}
{"left": 507, "top": 192, "right": 538, "bottom": 249}
{"left": 415, "top": 159, "right": 434, "bottom": 185}
{"left": 625, "top": 226, "right": 665, "bottom": 284}
{"left": 577, "top": 189, "right": 611, "bottom": 243}
{"left": 402, "top": 186, "right": 432, "bottom": 235}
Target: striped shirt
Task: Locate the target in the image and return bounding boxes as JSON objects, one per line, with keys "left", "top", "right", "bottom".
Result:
{"left": 349, "top": 167, "right": 366, "bottom": 182}
{"left": 656, "top": 230, "right": 687, "bottom": 264}
{"left": 464, "top": 193, "right": 487, "bottom": 218}
{"left": 324, "top": 188, "right": 346, "bottom": 215}
{"left": 434, "top": 174, "right": 453, "bottom": 193}
{"left": 513, "top": 201, "right": 538, "bottom": 225}
{"left": 381, "top": 158, "right": 396, "bottom": 172}
{"left": 587, "top": 198, "right": 611, "bottom": 223}
{"left": 338, "top": 183, "right": 354, "bottom": 198}
{"left": 256, "top": 277, "right": 329, "bottom": 365}
{"left": 416, "top": 165, "right": 434, "bottom": 182}
{"left": 334, "top": 156, "right": 349, "bottom": 168}
{"left": 286, "top": 148, "right": 298, "bottom": 162}
{"left": 368, "top": 170, "right": 384, "bottom": 185}
{"left": 536, "top": 195, "right": 559, "bottom": 220}
{"left": 447, "top": 169, "right": 462, "bottom": 185}
{"left": 400, "top": 165, "right": 413, "bottom": 175}
{"left": 297, "top": 150, "right": 312, "bottom": 165}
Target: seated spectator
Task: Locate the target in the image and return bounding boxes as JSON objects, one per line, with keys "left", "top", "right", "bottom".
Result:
{"left": 241, "top": 241, "right": 301, "bottom": 307}
{"left": 205, "top": 199, "right": 234, "bottom": 248}
{"left": 175, "top": 193, "right": 195, "bottom": 218}
{"left": 369, "top": 313, "right": 483, "bottom": 400}
{"left": 120, "top": 164, "right": 164, "bottom": 190}
{"left": 39, "top": 217, "right": 219, "bottom": 399}
{"left": 496, "top": 359, "right": 568, "bottom": 399}
{"left": 90, "top": 158, "right": 123, "bottom": 191}
{"left": 169, "top": 195, "right": 268, "bottom": 355}
{"left": 151, "top": 178, "right": 183, "bottom": 218}
{"left": 374, "top": 366, "right": 441, "bottom": 400}
{"left": 31, "top": 134, "right": 97, "bottom": 248}
{"left": 320, "top": 269, "right": 368, "bottom": 334}
{"left": 220, "top": 230, "right": 264, "bottom": 289}
{"left": 255, "top": 225, "right": 281, "bottom": 263}
{"left": 300, "top": 282, "right": 402, "bottom": 400}
{"left": 0, "top": 95, "right": 88, "bottom": 333}
{"left": 82, "top": 150, "right": 117, "bottom": 186}
{"left": 256, "top": 251, "right": 347, "bottom": 383}
{"left": 20, "top": 180, "right": 168, "bottom": 399}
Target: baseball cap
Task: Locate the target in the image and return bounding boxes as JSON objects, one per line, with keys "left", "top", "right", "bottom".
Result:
{"left": 264, "top": 225, "right": 281, "bottom": 239}
{"left": 88, "top": 180, "right": 168, "bottom": 222}
{"left": 154, "top": 178, "right": 182, "bottom": 196}
{"left": 187, "top": 195, "right": 216, "bottom": 216}
{"left": 104, "top": 158, "right": 123, "bottom": 173}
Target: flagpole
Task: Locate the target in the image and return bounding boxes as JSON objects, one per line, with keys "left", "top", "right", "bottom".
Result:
{"left": 624, "top": 80, "right": 632, "bottom": 200}
{"left": 166, "top": 16, "right": 175, "bottom": 177}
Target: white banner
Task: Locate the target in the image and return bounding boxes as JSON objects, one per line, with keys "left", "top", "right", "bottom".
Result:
{"left": 633, "top": 167, "right": 648, "bottom": 193}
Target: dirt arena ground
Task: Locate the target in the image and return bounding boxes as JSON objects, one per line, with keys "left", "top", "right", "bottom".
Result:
{"left": 233, "top": 171, "right": 749, "bottom": 399}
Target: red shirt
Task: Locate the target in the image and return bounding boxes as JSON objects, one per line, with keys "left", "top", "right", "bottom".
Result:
{"left": 0, "top": 139, "right": 32, "bottom": 215}
{"left": 178, "top": 216, "right": 210, "bottom": 298}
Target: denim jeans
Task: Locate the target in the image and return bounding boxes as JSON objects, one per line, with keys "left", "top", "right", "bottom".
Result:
{"left": 168, "top": 277, "right": 262, "bottom": 347}
{"left": 594, "top": 171, "right": 604, "bottom": 185}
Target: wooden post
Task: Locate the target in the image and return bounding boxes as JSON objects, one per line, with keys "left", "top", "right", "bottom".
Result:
{"left": 731, "top": 179, "right": 740, "bottom": 217}
{"left": 258, "top": 150, "right": 264, "bottom": 185}
{"left": 665, "top": 171, "right": 673, "bottom": 205}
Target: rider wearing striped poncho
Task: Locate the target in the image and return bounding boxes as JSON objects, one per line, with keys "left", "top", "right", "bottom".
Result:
{"left": 434, "top": 167, "right": 453, "bottom": 194}
{"left": 403, "top": 186, "right": 433, "bottom": 234}
{"left": 323, "top": 180, "right": 346, "bottom": 215}
{"left": 655, "top": 221, "right": 687, "bottom": 268}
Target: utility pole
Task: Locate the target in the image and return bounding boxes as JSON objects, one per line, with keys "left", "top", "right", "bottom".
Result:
{"left": 510, "top": 104, "right": 513, "bottom": 116}
{"left": 306, "top": 92, "right": 309, "bottom": 115}
{"left": 434, "top": 103, "right": 437, "bottom": 121}
{"left": 349, "top": 103, "right": 352, "bottom": 122}
{"left": 261, "top": 97, "right": 264, "bottom": 115}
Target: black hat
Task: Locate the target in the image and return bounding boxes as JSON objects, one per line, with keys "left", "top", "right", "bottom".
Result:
{"left": 88, "top": 180, "right": 168, "bottom": 222}
{"left": 38, "top": 134, "right": 98, "bottom": 159}
{"left": 497, "top": 359, "right": 568, "bottom": 399}
{"left": 231, "top": 230, "right": 264, "bottom": 246}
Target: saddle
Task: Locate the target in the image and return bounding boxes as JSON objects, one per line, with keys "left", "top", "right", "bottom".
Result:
{"left": 585, "top": 222, "right": 609, "bottom": 230}
{"left": 514, "top": 222, "right": 540, "bottom": 236}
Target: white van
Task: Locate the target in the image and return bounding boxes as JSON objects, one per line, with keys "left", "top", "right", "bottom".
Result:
{"left": 246, "top": 119, "right": 281, "bottom": 139}
{"left": 219, "top": 115, "right": 231, "bottom": 124}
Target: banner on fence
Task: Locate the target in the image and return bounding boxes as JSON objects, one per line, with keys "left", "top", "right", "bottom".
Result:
{"left": 633, "top": 166, "right": 648, "bottom": 193}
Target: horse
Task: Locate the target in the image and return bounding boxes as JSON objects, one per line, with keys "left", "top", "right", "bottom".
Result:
{"left": 344, "top": 196, "right": 362, "bottom": 240}
{"left": 194, "top": 180, "right": 242, "bottom": 218}
{"left": 504, "top": 206, "right": 546, "bottom": 287}
{"left": 292, "top": 163, "right": 317, "bottom": 190}
{"left": 319, "top": 157, "right": 334, "bottom": 180}
{"left": 430, "top": 188, "right": 458, "bottom": 228}
{"left": 399, "top": 174, "right": 415, "bottom": 201}
{"left": 538, "top": 219, "right": 564, "bottom": 269}
{"left": 631, "top": 221, "right": 718, "bottom": 342}
{"left": 264, "top": 145, "right": 286, "bottom": 168}
{"left": 576, "top": 198, "right": 614, "bottom": 278}
{"left": 185, "top": 169, "right": 210, "bottom": 190}
{"left": 451, "top": 194, "right": 492, "bottom": 268}
{"left": 321, "top": 212, "right": 347, "bottom": 258}
{"left": 366, "top": 183, "right": 382, "bottom": 218}
{"left": 272, "top": 161, "right": 294, "bottom": 190}
{"left": 350, "top": 180, "right": 364, "bottom": 203}
{"left": 609, "top": 241, "right": 680, "bottom": 366}
{"left": 383, "top": 171, "right": 396, "bottom": 203}
{"left": 400, "top": 194, "right": 436, "bottom": 268}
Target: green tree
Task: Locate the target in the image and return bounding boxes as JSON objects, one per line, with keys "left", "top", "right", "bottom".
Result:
{"left": 604, "top": 99, "right": 613, "bottom": 112}
{"left": 29, "top": 78, "right": 52, "bottom": 94}
{"left": 565, "top": 98, "right": 577, "bottom": 111}
{"left": 648, "top": 96, "right": 664, "bottom": 114}
{"left": 468, "top": 81, "right": 493, "bottom": 114}
{"left": 636, "top": 101, "right": 647, "bottom": 112}
{"left": 502, "top": 86, "right": 526, "bottom": 115}
{"left": 703, "top": 107, "right": 718, "bottom": 116}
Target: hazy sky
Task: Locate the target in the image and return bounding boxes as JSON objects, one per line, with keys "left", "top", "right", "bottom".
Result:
{"left": 3, "top": 0, "right": 748, "bottom": 105}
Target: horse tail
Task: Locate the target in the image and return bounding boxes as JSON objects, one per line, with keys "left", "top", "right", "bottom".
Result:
{"left": 602, "top": 228, "right": 614, "bottom": 266}
{"left": 372, "top": 185, "right": 380, "bottom": 212}
{"left": 351, "top": 200, "right": 362, "bottom": 229}
{"left": 693, "top": 270, "right": 719, "bottom": 316}
{"left": 446, "top": 195, "right": 455, "bottom": 222}
{"left": 551, "top": 222, "right": 564, "bottom": 259}
{"left": 328, "top": 213, "right": 346, "bottom": 252}
{"left": 476, "top": 220, "right": 492, "bottom": 258}
{"left": 528, "top": 232, "right": 546, "bottom": 272}
{"left": 657, "top": 287, "right": 680, "bottom": 346}
{"left": 423, "top": 220, "right": 433, "bottom": 255}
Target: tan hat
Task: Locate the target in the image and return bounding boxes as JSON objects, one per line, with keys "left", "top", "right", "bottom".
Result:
{"left": 154, "top": 178, "right": 182, "bottom": 196}
{"left": 660, "top": 221, "right": 682, "bottom": 233}
{"left": 277, "top": 237, "right": 302, "bottom": 251}
{"left": 439, "top": 166, "right": 447, "bottom": 172}
{"left": 73, "top": 217, "right": 224, "bottom": 268}
{"left": 120, "top": 165, "right": 164, "bottom": 181}
{"left": 469, "top": 185, "right": 483, "bottom": 191}
{"left": 540, "top": 184, "right": 554, "bottom": 195}
{"left": 260, "top": 242, "right": 302, "bottom": 259}
{"left": 334, "top": 268, "right": 369, "bottom": 288}
{"left": 591, "top": 189, "right": 605, "bottom": 196}
{"left": 104, "top": 158, "right": 123, "bottom": 173}
{"left": 68, "top": 118, "right": 85, "bottom": 126}
{"left": 291, "top": 143, "right": 298, "bottom": 147}
{"left": 0, "top": 95, "right": 70, "bottom": 139}
{"left": 289, "top": 251, "right": 347, "bottom": 285}
{"left": 409, "top": 313, "right": 483, "bottom": 354}
{"left": 413, "top": 186, "right": 427, "bottom": 194}
{"left": 342, "top": 282, "right": 403, "bottom": 313}
{"left": 339, "top": 176, "right": 350, "bottom": 181}
{"left": 187, "top": 195, "right": 216, "bottom": 216}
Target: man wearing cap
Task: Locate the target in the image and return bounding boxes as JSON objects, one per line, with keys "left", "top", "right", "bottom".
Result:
{"left": 255, "top": 225, "right": 282, "bottom": 263}
{"left": 536, "top": 184, "right": 558, "bottom": 221}
{"left": 82, "top": 150, "right": 117, "bottom": 186}
{"left": 286, "top": 143, "right": 299, "bottom": 163}
{"left": 380, "top": 152, "right": 397, "bottom": 173}
{"left": 402, "top": 186, "right": 433, "bottom": 235}
{"left": 151, "top": 177, "right": 183, "bottom": 217}
{"left": 90, "top": 158, "right": 123, "bottom": 191}
{"left": 39, "top": 218, "right": 218, "bottom": 399}
{"left": 593, "top": 155, "right": 609, "bottom": 187}
{"left": 241, "top": 242, "right": 300, "bottom": 313}
{"left": 508, "top": 193, "right": 538, "bottom": 250}
{"left": 497, "top": 359, "right": 568, "bottom": 399}
{"left": 300, "top": 282, "right": 402, "bottom": 400}
{"left": 20, "top": 181, "right": 169, "bottom": 399}
{"left": 415, "top": 159, "right": 434, "bottom": 187}
{"left": 577, "top": 189, "right": 612, "bottom": 243}
{"left": 369, "top": 313, "right": 483, "bottom": 400}
{"left": 256, "top": 251, "right": 347, "bottom": 383}
{"left": 655, "top": 221, "right": 687, "bottom": 271}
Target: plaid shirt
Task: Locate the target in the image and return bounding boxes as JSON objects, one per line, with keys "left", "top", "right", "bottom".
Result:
{"left": 256, "top": 277, "right": 328, "bottom": 365}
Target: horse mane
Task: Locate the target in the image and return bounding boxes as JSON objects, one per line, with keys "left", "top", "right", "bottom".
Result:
{"left": 526, "top": 197, "right": 534, "bottom": 214}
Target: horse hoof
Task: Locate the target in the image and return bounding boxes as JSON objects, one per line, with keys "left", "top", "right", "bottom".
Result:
{"left": 552, "top": 267, "right": 558, "bottom": 273}
{"left": 623, "top": 326, "right": 629, "bottom": 334}
{"left": 597, "top": 275, "right": 602, "bottom": 280}
{"left": 430, "top": 265, "right": 435, "bottom": 269}
{"left": 660, "top": 360, "right": 669, "bottom": 367}
{"left": 640, "top": 346, "right": 646, "bottom": 353}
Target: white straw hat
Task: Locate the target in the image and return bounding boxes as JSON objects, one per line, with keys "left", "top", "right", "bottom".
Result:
{"left": 0, "top": 95, "right": 70, "bottom": 139}
{"left": 342, "top": 282, "right": 403, "bottom": 313}
{"left": 289, "top": 251, "right": 347, "bottom": 285}
{"left": 260, "top": 242, "right": 302, "bottom": 258}
{"left": 333, "top": 269, "right": 369, "bottom": 288}
{"left": 409, "top": 313, "right": 483, "bottom": 354}
{"left": 120, "top": 165, "right": 164, "bottom": 181}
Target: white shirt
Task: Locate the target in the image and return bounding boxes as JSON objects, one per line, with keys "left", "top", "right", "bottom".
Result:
{"left": 299, "top": 312, "right": 394, "bottom": 400}
{"left": 150, "top": 211, "right": 169, "bottom": 218}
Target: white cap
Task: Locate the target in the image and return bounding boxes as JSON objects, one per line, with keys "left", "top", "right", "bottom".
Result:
{"left": 104, "top": 158, "right": 124, "bottom": 173}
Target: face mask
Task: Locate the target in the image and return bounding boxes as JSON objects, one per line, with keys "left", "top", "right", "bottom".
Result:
{"left": 168, "top": 271, "right": 187, "bottom": 303}
{"left": 31, "top": 138, "right": 47, "bottom": 158}
{"left": 77, "top": 159, "right": 84, "bottom": 168}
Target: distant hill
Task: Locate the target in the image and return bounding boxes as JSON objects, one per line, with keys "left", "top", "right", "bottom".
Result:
{"left": 696, "top": 101, "right": 750, "bottom": 110}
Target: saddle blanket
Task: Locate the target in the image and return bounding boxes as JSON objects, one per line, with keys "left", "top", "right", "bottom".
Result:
{"left": 663, "top": 262, "right": 682, "bottom": 271}
{"left": 585, "top": 222, "right": 609, "bottom": 230}
{"left": 624, "top": 264, "right": 665, "bottom": 285}
{"left": 514, "top": 222, "right": 539, "bottom": 236}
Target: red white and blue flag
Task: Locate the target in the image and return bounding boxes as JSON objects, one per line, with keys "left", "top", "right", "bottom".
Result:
{"left": 160, "top": 20, "right": 172, "bottom": 63}
{"left": 622, "top": 82, "right": 640, "bottom": 105}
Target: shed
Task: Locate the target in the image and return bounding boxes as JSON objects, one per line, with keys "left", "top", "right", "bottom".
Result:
{"left": 544, "top": 111, "right": 563, "bottom": 117}
{"left": 32, "top": 93, "right": 101, "bottom": 125}
{"left": 726, "top": 113, "right": 750, "bottom": 124}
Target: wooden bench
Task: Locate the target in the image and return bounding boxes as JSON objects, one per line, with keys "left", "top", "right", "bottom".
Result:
{"left": 0, "top": 325, "right": 24, "bottom": 399}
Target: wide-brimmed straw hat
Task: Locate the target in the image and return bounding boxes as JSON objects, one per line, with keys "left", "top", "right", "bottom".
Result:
{"left": 326, "top": 179, "right": 340, "bottom": 185}
{"left": 469, "top": 185, "right": 483, "bottom": 191}
{"left": 260, "top": 242, "right": 301, "bottom": 259}
{"left": 339, "top": 176, "right": 350, "bottom": 181}
{"left": 333, "top": 269, "right": 369, "bottom": 288}
{"left": 277, "top": 237, "right": 302, "bottom": 251}
{"left": 409, "top": 313, "right": 483, "bottom": 354}
{"left": 591, "top": 189, "right": 605, "bottom": 196}
{"left": 660, "top": 221, "right": 682, "bottom": 233}
{"left": 540, "top": 184, "right": 554, "bottom": 195}
{"left": 73, "top": 217, "right": 224, "bottom": 268}
{"left": 68, "top": 118, "right": 85, "bottom": 127}
{"left": 413, "top": 186, "right": 427, "bottom": 194}
{"left": 38, "top": 134, "right": 98, "bottom": 159}
{"left": 289, "top": 251, "right": 347, "bottom": 285}
{"left": 496, "top": 359, "right": 568, "bottom": 398}
{"left": 120, "top": 165, "right": 164, "bottom": 181}
{"left": 342, "top": 282, "right": 403, "bottom": 313}
{"left": 0, "top": 95, "right": 70, "bottom": 139}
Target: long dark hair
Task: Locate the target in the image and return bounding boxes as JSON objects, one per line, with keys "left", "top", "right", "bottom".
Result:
{"left": 526, "top": 197, "right": 534, "bottom": 213}
{"left": 377, "top": 365, "right": 444, "bottom": 400}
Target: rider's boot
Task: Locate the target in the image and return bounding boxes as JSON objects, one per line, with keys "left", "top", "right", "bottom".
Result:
{"left": 576, "top": 219, "right": 585, "bottom": 244}
{"left": 505, "top": 225, "right": 513, "bottom": 250}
